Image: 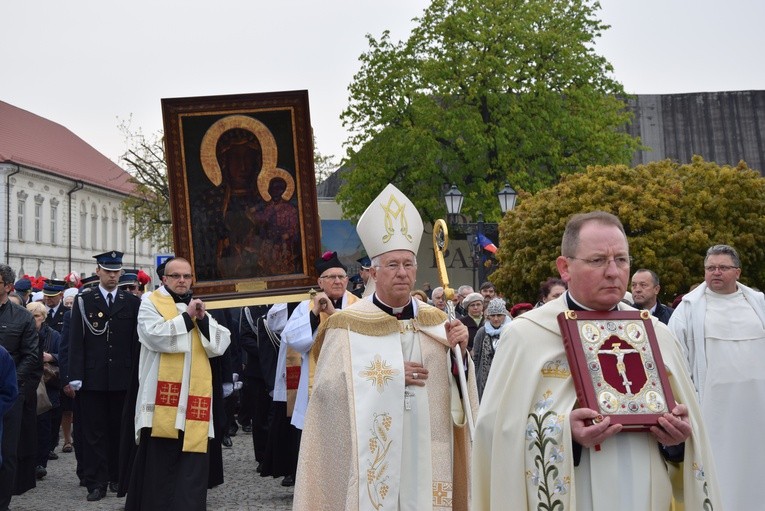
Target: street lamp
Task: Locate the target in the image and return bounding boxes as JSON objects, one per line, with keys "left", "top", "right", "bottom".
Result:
{"left": 497, "top": 182, "right": 518, "bottom": 214}
{"left": 444, "top": 183, "right": 517, "bottom": 288}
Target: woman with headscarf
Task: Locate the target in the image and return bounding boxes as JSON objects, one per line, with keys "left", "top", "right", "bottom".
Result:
{"left": 459, "top": 292, "right": 486, "bottom": 351}
{"left": 472, "top": 298, "right": 511, "bottom": 399}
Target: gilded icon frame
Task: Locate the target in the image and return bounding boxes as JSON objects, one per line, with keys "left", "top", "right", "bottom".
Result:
{"left": 162, "top": 90, "right": 320, "bottom": 302}
{"left": 557, "top": 309, "right": 676, "bottom": 430}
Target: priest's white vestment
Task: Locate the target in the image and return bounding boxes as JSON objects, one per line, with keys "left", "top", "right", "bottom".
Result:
{"left": 473, "top": 295, "right": 722, "bottom": 510}
{"left": 294, "top": 299, "right": 477, "bottom": 511}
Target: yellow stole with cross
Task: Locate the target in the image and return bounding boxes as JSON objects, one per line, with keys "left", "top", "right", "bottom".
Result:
{"left": 149, "top": 292, "right": 212, "bottom": 453}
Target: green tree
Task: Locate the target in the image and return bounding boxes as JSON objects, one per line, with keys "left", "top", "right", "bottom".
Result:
{"left": 492, "top": 157, "right": 765, "bottom": 304}
{"left": 338, "top": 0, "right": 638, "bottom": 223}
{"left": 118, "top": 121, "right": 173, "bottom": 252}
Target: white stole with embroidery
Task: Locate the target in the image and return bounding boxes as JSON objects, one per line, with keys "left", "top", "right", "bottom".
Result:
{"left": 350, "top": 330, "right": 406, "bottom": 510}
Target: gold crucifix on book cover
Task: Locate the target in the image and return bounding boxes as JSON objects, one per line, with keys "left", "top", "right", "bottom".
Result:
{"left": 557, "top": 309, "right": 676, "bottom": 430}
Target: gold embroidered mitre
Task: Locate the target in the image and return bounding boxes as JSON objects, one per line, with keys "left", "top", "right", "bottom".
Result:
{"left": 356, "top": 184, "right": 424, "bottom": 259}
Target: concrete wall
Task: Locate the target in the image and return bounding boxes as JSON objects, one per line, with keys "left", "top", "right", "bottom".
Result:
{"left": 628, "top": 90, "right": 765, "bottom": 173}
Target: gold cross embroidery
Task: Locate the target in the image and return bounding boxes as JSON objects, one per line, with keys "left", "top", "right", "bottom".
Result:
{"left": 186, "top": 396, "right": 211, "bottom": 421}
{"left": 359, "top": 355, "right": 399, "bottom": 393}
{"left": 156, "top": 381, "right": 181, "bottom": 407}
{"left": 432, "top": 481, "right": 453, "bottom": 507}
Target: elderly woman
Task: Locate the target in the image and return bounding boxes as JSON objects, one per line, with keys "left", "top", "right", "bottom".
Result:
{"left": 26, "top": 302, "right": 61, "bottom": 480}
{"left": 62, "top": 287, "right": 78, "bottom": 308}
{"left": 459, "top": 292, "right": 485, "bottom": 351}
{"left": 472, "top": 298, "right": 511, "bottom": 399}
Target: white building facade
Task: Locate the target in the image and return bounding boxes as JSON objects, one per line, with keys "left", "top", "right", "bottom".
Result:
{"left": 0, "top": 162, "right": 154, "bottom": 280}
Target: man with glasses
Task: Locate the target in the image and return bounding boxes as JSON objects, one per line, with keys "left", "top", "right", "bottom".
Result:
{"left": 118, "top": 271, "right": 141, "bottom": 298}
{"left": 0, "top": 264, "right": 38, "bottom": 511}
{"left": 669, "top": 243, "right": 765, "bottom": 510}
{"left": 294, "top": 184, "right": 476, "bottom": 510}
{"left": 68, "top": 251, "right": 141, "bottom": 502}
{"left": 125, "top": 256, "right": 230, "bottom": 510}
{"left": 277, "top": 252, "right": 358, "bottom": 434}
{"left": 474, "top": 211, "right": 721, "bottom": 510}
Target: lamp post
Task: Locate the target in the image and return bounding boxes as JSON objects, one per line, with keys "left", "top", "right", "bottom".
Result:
{"left": 444, "top": 183, "right": 517, "bottom": 288}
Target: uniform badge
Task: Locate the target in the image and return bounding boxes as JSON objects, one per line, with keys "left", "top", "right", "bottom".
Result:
{"left": 98, "top": 312, "right": 103, "bottom": 318}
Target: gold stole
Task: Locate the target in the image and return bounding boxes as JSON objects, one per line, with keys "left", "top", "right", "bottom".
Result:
{"left": 149, "top": 292, "right": 212, "bottom": 453}
{"left": 308, "top": 292, "right": 358, "bottom": 397}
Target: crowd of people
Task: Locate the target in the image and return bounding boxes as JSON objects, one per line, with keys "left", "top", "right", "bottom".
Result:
{"left": 0, "top": 188, "right": 760, "bottom": 510}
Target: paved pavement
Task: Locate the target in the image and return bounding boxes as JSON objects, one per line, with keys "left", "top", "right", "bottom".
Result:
{"left": 10, "top": 433, "right": 294, "bottom": 510}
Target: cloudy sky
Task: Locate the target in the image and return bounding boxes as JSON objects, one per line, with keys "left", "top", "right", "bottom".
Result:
{"left": 3, "top": 0, "right": 764, "bottom": 166}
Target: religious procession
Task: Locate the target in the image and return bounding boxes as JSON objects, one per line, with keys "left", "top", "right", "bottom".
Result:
{"left": 3, "top": 170, "right": 761, "bottom": 510}
{"left": 3, "top": 0, "right": 765, "bottom": 508}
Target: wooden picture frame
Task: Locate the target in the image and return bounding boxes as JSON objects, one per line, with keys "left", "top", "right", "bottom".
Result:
{"left": 557, "top": 309, "right": 676, "bottom": 430}
{"left": 162, "top": 90, "right": 321, "bottom": 301}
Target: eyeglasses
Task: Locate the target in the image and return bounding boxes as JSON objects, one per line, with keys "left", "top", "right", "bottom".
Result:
{"left": 165, "top": 273, "right": 193, "bottom": 280}
{"left": 122, "top": 285, "right": 137, "bottom": 291}
{"left": 319, "top": 274, "right": 348, "bottom": 281}
{"left": 704, "top": 265, "right": 738, "bottom": 273}
{"left": 566, "top": 256, "right": 633, "bottom": 269}
{"left": 377, "top": 262, "right": 417, "bottom": 272}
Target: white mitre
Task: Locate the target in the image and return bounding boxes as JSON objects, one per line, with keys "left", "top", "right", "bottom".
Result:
{"left": 356, "top": 183, "right": 424, "bottom": 258}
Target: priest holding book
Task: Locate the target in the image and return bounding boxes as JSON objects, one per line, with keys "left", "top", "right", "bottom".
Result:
{"left": 472, "top": 211, "right": 721, "bottom": 510}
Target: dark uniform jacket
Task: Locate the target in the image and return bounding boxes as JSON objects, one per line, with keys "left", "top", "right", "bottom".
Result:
{"left": 68, "top": 288, "right": 140, "bottom": 391}
{"left": 631, "top": 301, "right": 675, "bottom": 325}
{"left": 652, "top": 302, "right": 675, "bottom": 325}
{"left": 45, "top": 303, "right": 69, "bottom": 333}
{"left": 0, "top": 301, "right": 39, "bottom": 386}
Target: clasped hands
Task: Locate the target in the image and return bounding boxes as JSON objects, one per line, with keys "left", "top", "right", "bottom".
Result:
{"left": 311, "top": 292, "right": 336, "bottom": 316}
{"left": 570, "top": 404, "right": 692, "bottom": 448}
{"left": 187, "top": 298, "right": 207, "bottom": 320}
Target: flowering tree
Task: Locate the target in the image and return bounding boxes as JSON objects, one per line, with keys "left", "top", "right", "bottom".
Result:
{"left": 493, "top": 157, "right": 765, "bottom": 303}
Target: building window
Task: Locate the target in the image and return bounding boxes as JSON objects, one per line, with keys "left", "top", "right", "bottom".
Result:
{"left": 50, "top": 198, "right": 59, "bottom": 245}
{"left": 90, "top": 205, "right": 98, "bottom": 250}
{"left": 17, "top": 190, "right": 28, "bottom": 241}
{"left": 112, "top": 209, "right": 118, "bottom": 248}
{"left": 80, "top": 202, "right": 87, "bottom": 248}
{"left": 101, "top": 207, "right": 108, "bottom": 250}
{"left": 34, "top": 195, "right": 44, "bottom": 243}
{"left": 122, "top": 216, "right": 128, "bottom": 253}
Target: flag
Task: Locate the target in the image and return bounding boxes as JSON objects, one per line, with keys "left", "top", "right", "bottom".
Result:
{"left": 476, "top": 233, "right": 498, "bottom": 253}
